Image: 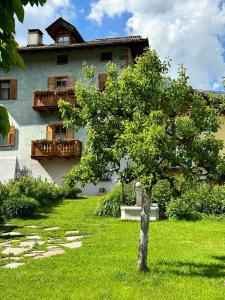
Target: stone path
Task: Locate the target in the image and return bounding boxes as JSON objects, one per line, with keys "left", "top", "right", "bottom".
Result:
{"left": 0, "top": 226, "right": 88, "bottom": 269}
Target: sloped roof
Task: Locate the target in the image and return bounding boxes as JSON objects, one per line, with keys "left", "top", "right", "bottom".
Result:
{"left": 19, "top": 35, "right": 149, "bottom": 53}
{"left": 45, "top": 17, "right": 84, "bottom": 43}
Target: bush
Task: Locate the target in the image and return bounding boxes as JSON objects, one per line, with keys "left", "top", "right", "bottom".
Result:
{"left": 0, "top": 182, "right": 9, "bottom": 204}
{"left": 152, "top": 180, "right": 172, "bottom": 214}
{"left": 96, "top": 183, "right": 136, "bottom": 217}
{"left": 3, "top": 197, "right": 39, "bottom": 218}
{"left": 62, "top": 184, "right": 81, "bottom": 199}
{"left": 6, "top": 176, "right": 64, "bottom": 205}
{"left": 166, "top": 183, "right": 225, "bottom": 220}
{"left": 96, "top": 186, "right": 122, "bottom": 217}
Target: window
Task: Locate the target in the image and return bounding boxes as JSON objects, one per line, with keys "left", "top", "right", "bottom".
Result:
{"left": 57, "top": 35, "right": 70, "bottom": 45}
{"left": 0, "top": 79, "right": 17, "bottom": 100}
{"left": 0, "top": 80, "right": 10, "bottom": 100}
{"left": 54, "top": 125, "right": 67, "bottom": 140}
{"left": 56, "top": 77, "right": 68, "bottom": 89}
{"left": 100, "top": 52, "right": 112, "bottom": 62}
{"left": 57, "top": 55, "right": 68, "bottom": 65}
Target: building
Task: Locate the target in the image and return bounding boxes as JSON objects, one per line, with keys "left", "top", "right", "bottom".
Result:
{"left": 0, "top": 18, "right": 148, "bottom": 194}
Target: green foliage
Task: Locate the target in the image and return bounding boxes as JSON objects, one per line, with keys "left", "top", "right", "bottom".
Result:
{"left": 96, "top": 186, "right": 122, "bottom": 217}
{"left": 96, "top": 183, "right": 135, "bottom": 217}
{"left": 59, "top": 49, "right": 224, "bottom": 192}
{"left": 166, "top": 184, "right": 225, "bottom": 220}
{"left": 6, "top": 176, "right": 64, "bottom": 205}
{"left": 63, "top": 184, "right": 81, "bottom": 199}
{"left": 0, "top": 182, "right": 9, "bottom": 204}
{"left": 152, "top": 180, "right": 172, "bottom": 213}
{"left": 0, "top": 0, "right": 46, "bottom": 72}
{"left": 0, "top": 106, "right": 10, "bottom": 138}
{"left": 3, "top": 196, "right": 39, "bottom": 218}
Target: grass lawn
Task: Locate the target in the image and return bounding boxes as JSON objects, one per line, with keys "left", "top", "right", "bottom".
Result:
{"left": 0, "top": 196, "right": 224, "bottom": 300}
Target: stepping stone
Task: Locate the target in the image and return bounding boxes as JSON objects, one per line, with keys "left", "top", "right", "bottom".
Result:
{"left": 61, "top": 241, "right": 82, "bottom": 249}
{"left": 23, "top": 253, "right": 38, "bottom": 258}
{"left": 2, "top": 247, "right": 27, "bottom": 256}
{"left": 3, "top": 256, "right": 22, "bottom": 261}
{"left": 3, "top": 262, "right": 25, "bottom": 269}
{"left": 26, "top": 235, "right": 41, "bottom": 240}
{"left": 34, "top": 248, "right": 65, "bottom": 259}
{"left": 19, "top": 241, "right": 36, "bottom": 248}
{"left": 44, "top": 227, "right": 60, "bottom": 231}
{"left": 25, "top": 225, "right": 39, "bottom": 229}
{"left": 65, "top": 235, "right": 84, "bottom": 241}
{"left": 65, "top": 230, "right": 79, "bottom": 235}
{"left": 1, "top": 231, "right": 22, "bottom": 237}
{"left": 47, "top": 245, "right": 58, "bottom": 249}
{"left": 0, "top": 242, "right": 12, "bottom": 247}
{"left": 36, "top": 241, "right": 45, "bottom": 245}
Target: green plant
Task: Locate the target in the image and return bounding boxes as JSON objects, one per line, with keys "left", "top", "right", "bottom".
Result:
{"left": 6, "top": 176, "right": 64, "bottom": 205}
{"left": 3, "top": 197, "right": 39, "bottom": 218}
{"left": 152, "top": 180, "right": 172, "bottom": 214}
{"left": 96, "top": 186, "right": 121, "bottom": 217}
{"left": 63, "top": 184, "right": 81, "bottom": 199}
{"left": 166, "top": 198, "right": 201, "bottom": 220}
{"left": 0, "top": 182, "right": 9, "bottom": 203}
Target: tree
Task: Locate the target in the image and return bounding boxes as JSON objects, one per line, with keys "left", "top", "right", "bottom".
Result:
{"left": 0, "top": 0, "right": 46, "bottom": 72}
{"left": 59, "top": 49, "right": 224, "bottom": 272}
{"left": 0, "top": 0, "right": 46, "bottom": 137}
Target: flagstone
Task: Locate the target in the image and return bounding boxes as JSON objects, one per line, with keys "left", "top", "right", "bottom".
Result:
{"left": 3, "top": 262, "right": 25, "bottom": 269}
{"left": 3, "top": 256, "right": 22, "bottom": 261}
{"left": 44, "top": 227, "right": 60, "bottom": 231}
{"left": 2, "top": 247, "right": 28, "bottom": 256}
{"left": 65, "top": 235, "right": 84, "bottom": 241}
{"left": 26, "top": 235, "right": 41, "bottom": 240}
{"left": 25, "top": 225, "right": 39, "bottom": 229}
{"left": 1, "top": 231, "right": 22, "bottom": 237}
{"left": 34, "top": 248, "right": 65, "bottom": 259}
{"left": 19, "top": 241, "right": 36, "bottom": 248}
{"left": 61, "top": 241, "right": 82, "bottom": 249}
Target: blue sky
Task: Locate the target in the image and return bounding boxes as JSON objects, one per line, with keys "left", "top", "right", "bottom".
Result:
{"left": 16, "top": 0, "right": 225, "bottom": 91}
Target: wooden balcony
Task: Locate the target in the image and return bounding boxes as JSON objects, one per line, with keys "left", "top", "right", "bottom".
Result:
{"left": 31, "top": 139, "right": 82, "bottom": 160}
{"left": 32, "top": 89, "right": 76, "bottom": 111}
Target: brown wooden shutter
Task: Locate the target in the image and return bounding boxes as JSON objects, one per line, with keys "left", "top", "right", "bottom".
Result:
{"left": 10, "top": 80, "right": 17, "bottom": 99}
{"left": 46, "top": 125, "right": 55, "bottom": 141}
{"left": 68, "top": 76, "right": 75, "bottom": 89}
{"left": 66, "top": 128, "right": 74, "bottom": 140}
{"left": 7, "top": 125, "right": 16, "bottom": 146}
{"left": 48, "top": 77, "right": 56, "bottom": 90}
{"left": 98, "top": 74, "right": 107, "bottom": 91}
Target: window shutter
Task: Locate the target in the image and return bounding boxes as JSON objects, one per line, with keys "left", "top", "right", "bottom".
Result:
{"left": 48, "top": 77, "right": 56, "bottom": 90}
{"left": 68, "top": 76, "right": 75, "bottom": 89}
{"left": 10, "top": 80, "right": 17, "bottom": 99}
{"left": 7, "top": 125, "right": 16, "bottom": 146}
{"left": 66, "top": 128, "right": 74, "bottom": 140}
{"left": 46, "top": 125, "right": 55, "bottom": 140}
{"left": 98, "top": 74, "right": 107, "bottom": 91}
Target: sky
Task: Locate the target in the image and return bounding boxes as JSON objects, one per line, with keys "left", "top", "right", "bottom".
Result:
{"left": 15, "top": 0, "right": 225, "bottom": 91}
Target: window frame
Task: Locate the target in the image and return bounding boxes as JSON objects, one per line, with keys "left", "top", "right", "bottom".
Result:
{"left": 0, "top": 80, "right": 10, "bottom": 100}
{"left": 57, "top": 35, "right": 70, "bottom": 45}
{"left": 100, "top": 52, "right": 113, "bottom": 62}
{"left": 55, "top": 76, "right": 68, "bottom": 89}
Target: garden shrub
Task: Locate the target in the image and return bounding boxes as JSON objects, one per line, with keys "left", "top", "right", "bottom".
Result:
{"left": 96, "top": 183, "right": 135, "bottom": 217}
{"left": 6, "top": 176, "right": 64, "bottom": 205}
{"left": 0, "top": 182, "right": 9, "bottom": 203}
{"left": 3, "top": 197, "right": 39, "bottom": 218}
{"left": 166, "top": 183, "right": 225, "bottom": 220}
{"left": 62, "top": 184, "right": 81, "bottom": 199}
{"left": 152, "top": 180, "right": 172, "bottom": 214}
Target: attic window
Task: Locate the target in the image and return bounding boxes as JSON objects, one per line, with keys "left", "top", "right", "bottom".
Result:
{"left": 57, "top": 35, "right": 70, "bottom": 45}
{"left": 100, "top": 52, "right": 112, "bottom": 62}
{"left": 57, "top": 55, "right": 68, "bottom": 64}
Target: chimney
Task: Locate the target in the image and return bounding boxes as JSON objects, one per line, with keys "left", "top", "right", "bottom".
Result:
{"left": 28, "top": 29, "right": 43, "bottom": 46}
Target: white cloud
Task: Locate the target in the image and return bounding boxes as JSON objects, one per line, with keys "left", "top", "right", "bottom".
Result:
{"left": 15, "top": 0, "right": 77, "bottom": 45}
{"left": 88, "top": 0, "right": 225, "bottom": 90}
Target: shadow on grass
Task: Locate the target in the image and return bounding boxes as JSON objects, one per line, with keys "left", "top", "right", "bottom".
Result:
{"left": 157, "top": 259, "right": 225, "bottom": 278}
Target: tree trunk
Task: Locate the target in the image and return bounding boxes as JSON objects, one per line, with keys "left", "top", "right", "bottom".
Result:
{"left": 137, "top": 187, "right": 152, "bottom": 272}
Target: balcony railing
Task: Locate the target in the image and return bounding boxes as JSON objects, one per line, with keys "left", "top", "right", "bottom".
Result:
{"left": 31, "top": 139, "right": 82, "bottom": 159}
{"left": 32, "top": 89, "right": 76, "bottom": 111}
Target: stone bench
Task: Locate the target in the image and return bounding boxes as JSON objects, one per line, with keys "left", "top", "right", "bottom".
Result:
{"left": 120, "top": 203, "right": 159, "bottom": 221}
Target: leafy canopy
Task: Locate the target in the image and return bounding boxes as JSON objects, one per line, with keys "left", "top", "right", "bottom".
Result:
{"left": 59, "top": 49, "right": 224, "bottom": 188}
{"left": 0, "top": 0, "right": 46, "bottom": 72}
